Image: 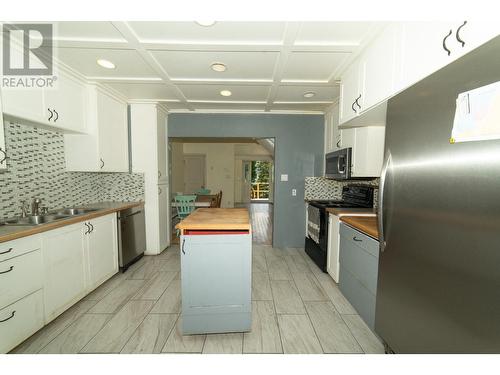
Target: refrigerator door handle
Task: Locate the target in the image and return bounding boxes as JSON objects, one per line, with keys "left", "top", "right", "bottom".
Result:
{"left": 379, "top": 151, "right": 391, "bottom": 252}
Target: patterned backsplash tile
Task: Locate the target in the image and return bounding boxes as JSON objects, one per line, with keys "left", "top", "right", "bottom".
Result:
{"left": 304, "top": 176, "right": 379, "bottom": 207}
{"left": 0, "top": 122, "right": 144, "bottom": 219}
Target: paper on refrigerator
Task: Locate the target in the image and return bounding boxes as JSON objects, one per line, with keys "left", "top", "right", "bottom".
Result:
{"left": 450, "top": 81, "right": 500, "bottom": 143}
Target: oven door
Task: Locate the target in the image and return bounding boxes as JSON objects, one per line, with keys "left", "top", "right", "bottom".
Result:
{"left": 325, "top": 148, "right": 352, "bottom": 179}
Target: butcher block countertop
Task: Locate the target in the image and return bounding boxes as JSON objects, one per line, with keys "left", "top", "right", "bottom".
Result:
{"left": 326, "top": 207, "right": 377, "bottom": 216}
{"left": 340, "top": 216, "right": 379, "bottom": 240}
{"left": 0, "top": 201, "right": 144, "bottom": 244}
{"left": 176, "top": 208, "right": 251, "bottom": 231}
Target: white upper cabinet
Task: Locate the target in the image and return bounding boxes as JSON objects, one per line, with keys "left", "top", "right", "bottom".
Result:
{"left": 339, "top": 58, "right": 362, "bottom": 125}
{"left": 358, "top": 24, "right": 401, "bottom": 112}
{"left": 340, "top": 126, "right": 385, "bottom": 177}
{"left": 43, "top": 71, "right": 87, "bottom": 133}
{"left": 324, "top": 102, "right": 341, "bottom": 154}
{"left": 65, "top": 85, "right": 129, "bottom": 172}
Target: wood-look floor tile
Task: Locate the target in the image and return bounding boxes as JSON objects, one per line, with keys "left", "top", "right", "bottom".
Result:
{"left": 203, "top": 333, "right": 243, "bottom": 354}
{"left": 126, "top": 260, "right": 163, "bottom": 280}
{"left": 264, "top": 247, "right": 286, "bottom": 259}
{"left": 252, "top": 254, "right": 268, "bottom": 273}
{"left": 243, "top": 301, "right": 282, "bottom": 353}
{"left": 304, "top": 301, "right": 362, "bottom": 353}
{"left": 284, "top": 255, "right": 311, "bottom": 273}
{"left": 342, "top": 314, "right": 384, "bottom": 354}
{"left": 267, "top": 257, "right": 292, "bottom": 281}
{"left": 11, "top": 299, "right": 97, "bottom": 353}
{"left": 252, "top": 272, "right": 272, "bottom": 301}
{"left": 120, "top": 314, "right": 178, "bottom": 354}
{"left": 314, "top": 273, "right": 357, "bottom": 314}
{"left": 270, "top": 280, "right": 305, "bottom": 314}
{"left": 81, "top": 300, "right": 154, "bottom": 353}
{"left": 150, "top": 279, "right": 181, "bottom": 313}
{"left": 88, "top": 279, "right": 145, "bottom": 314}
{"left": 277, "top": 314, "right": 323, "bottom": 354}
{"left": 84, "top": 272, "right": 127, "bottom": 301}
{"left": 160, "top": 256, "right": 180, "bottom": 272}
{"left": 292, "top": 273, "right": 328, "bottom": 301}
{"left": 161, "top": 317, "right": 206, "bottom": 353}
{"left": 252, "top": 244, "right": 269, "bottom": 257}
{"left": 132, "top": 272, "right": 177, "bottom": 301}
{"left": 39, "top": 314, "right": 110, "bottom": 354}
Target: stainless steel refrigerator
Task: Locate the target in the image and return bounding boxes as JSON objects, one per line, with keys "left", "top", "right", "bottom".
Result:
{"left": 376, "top": 35, "right": 500, "bottom": 353}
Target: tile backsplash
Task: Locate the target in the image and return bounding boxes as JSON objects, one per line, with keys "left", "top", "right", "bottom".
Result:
{"left": 0, "top": 122, "right": 144, "bottom": 219}
{"left": 304, "top": 176, "right": 379, "bottom": 207}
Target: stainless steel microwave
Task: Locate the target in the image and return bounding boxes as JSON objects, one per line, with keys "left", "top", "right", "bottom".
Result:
{"left": 325, "top": 148, "right": 352, "bottom": 179}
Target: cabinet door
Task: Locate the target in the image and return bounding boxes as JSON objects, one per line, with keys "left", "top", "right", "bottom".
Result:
{"left": 43, "top": 71, "right": 87, "bottom": 133}
{"left": 359, "top": 24, "right": 401, "bottom": 111}
{"left": 350, "top": 127, "right": 385, "bottom": 178}
{"left": 339, "top": 59, "right": 361, "bottom": 125}
{"left": 157, "top": 110, "right": 168, "bottom": 184}
{"left": 324, "top": 103, "right": 341, "bottom": 153}
{"left": 87, "top": 214, "right": 118, "bottom": 291}
{"left": 340, "top": 128, "right": 355, "bottom": 149}
{"left": 158, "top": 183, "right": 169, "bottom": 252}
{"left": 42, "top": 222, "right": 87, "bottom": 321}
{"left": 97, "top": 91, "right": 128, "bottom": 172}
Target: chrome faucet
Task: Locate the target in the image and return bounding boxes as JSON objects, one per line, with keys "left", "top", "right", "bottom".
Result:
{"left": 31, "top": 198, "right": 42, "bottom": 216}
{"left": 20, "top": 200, "right": 29, "bottom": 218}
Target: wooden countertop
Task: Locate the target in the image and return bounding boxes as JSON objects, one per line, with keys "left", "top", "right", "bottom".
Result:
{"left": 340, "top": 216, "right": 379, "bottom": 240}
{"left": 176, "top": 208, "right": 251, "bottom": 231}
{"left": 326, "top": 207, "right": 377, "bottom": 216}
{"left": 0, "top": 201, "right": 144, "bottom": 244}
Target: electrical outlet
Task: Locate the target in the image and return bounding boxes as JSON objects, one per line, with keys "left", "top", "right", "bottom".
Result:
{"left": 292, "top": 189, "right": 297, "bottom": 196}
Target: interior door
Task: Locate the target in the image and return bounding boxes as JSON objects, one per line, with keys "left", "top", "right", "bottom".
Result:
{"left": 241, "top": 161, "right": 252, "bottom": 203}
{"left": 183, "top": 155, "right": 205, "bottom": 194}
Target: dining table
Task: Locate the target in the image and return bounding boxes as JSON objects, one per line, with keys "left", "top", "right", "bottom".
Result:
{"left": 171, "top": 194, "right": 217, "bottom": 208}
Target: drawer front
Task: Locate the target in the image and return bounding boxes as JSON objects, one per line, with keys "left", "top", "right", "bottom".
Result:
{"left": 0, "top": 235, "right": 42, "bottom": 262}
{"left": 339, "top": 236, "right": 378, "bottom": 295}
{"left": 339, "top": 266, "right": 376, "bottom": 329}
{"left": 0, "top": 289, "right": 44, "bottom": 353}
{"left": 0, "top": 250, "right": 43, "bottom": 309}
{"left": 340, "top": 223, "right": 379, "bottom": 258}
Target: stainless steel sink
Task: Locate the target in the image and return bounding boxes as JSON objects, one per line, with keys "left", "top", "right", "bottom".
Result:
{"left": 56, "top": 208, "right": 100, "bottom": 216}
{"left": 1, "top": 214, "right": 70, "bottom": 226}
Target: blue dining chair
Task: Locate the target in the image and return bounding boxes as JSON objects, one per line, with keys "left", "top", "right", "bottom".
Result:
{"left": 174, "top": 194, "right": 197, "bottom": 236}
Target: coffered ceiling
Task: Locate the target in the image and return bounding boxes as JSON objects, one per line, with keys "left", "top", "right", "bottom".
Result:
{"left": 52, "top": 21, "right": 384, "bottom": 113}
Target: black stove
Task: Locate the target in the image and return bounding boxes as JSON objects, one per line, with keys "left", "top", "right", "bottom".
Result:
{"left": 305, "top": 185, "right": 374, "bottom": 272}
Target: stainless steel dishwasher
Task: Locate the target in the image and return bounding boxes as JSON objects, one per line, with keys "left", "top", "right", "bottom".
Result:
{"left": 118, "top": 206, "right": 146, "bottom": 271}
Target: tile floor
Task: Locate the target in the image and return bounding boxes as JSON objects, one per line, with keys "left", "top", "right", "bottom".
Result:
{"left": 11, "top": 244, "right": 384, "bottom": 354}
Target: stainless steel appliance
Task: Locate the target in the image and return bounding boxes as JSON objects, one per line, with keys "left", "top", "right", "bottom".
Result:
{"left": 118, "top": 206, "right": 146, "bottom": 271}
{"left": 325, "top": 148, "right": 352, "bottom": 179}
{"left": 376, "top": 36, "right": 500, "bottom": 353}
{"left": 305, "top": 185, "right": 374, "bottom": 272}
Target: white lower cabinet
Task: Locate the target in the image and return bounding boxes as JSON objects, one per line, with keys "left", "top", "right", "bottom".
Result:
{"left": 86, "top": 214, "right": 118, "bottom": 291}
{"left": 42, "top": 222, "right": 87, "bottom": 321}
{"left": 0, "top": 290, "right": 44, "bottom": 353}
{"left": 327, "top": 214, "right": 341, "bottom": 283}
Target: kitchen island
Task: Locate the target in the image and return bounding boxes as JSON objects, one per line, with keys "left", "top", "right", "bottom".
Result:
{"left": 176, "top": 208, "right": 252, "bottom": 335}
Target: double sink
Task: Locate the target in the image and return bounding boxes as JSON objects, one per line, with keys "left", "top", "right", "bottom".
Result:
{"left": 1, "top": 207, "right": 100, "bottom": 227}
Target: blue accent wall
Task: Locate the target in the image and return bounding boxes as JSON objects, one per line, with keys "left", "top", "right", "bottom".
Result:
{"left": 168, "top": 113, "right": 324, "bottom": 248}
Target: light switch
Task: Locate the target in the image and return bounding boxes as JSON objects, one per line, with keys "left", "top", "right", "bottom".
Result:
{"left": 292, "top": 189, "right": 297, "bottom": 196}
{"left": 280, "top": 174, "right": 288, "bottom": 182}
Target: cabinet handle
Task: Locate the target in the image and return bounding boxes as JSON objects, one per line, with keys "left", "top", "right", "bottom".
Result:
{"left": 0, "top": 247, "right": 13, "bottom": 255}
{"left": 355, "top": 95, "right": 362, "bottom": 110}
{"left": 351, "top": 101, "right": 357, "bottom": 114}
{"left": 48, "top": 108, "right": 53, "bottom": 121}
{"left": 0, "top": 148, "right": 7, "bottom": 165}
{"left": 336, "top": 140, "right": 341, "bottom": 148}
{"left": 89, "top": 223, "right": 94, "bottom": 233}
{"left": 0, "top": 311, "right": 15, "bottom": 323}
{"left": 158, "top": 170, "right": 162, "bottom": 179}
{"left": 100, "top": 158, "right": 105, "bottom": 169}
{"left": 353, "top": 236, "right": 362, "bottom": 242}
{"left": 182, "top": 238, "right": 186, "bottom": 255}
{"left": 456, "top": 21, "right": 467, "bottom": 47}
{"left": 84, "top": 222, "right": 90, "bottom": 234}
{"left": 442, "top": 30, "right": 452, "bottom": 56}
{"left": 158, "top": 187, "right": 162, "bottom": 195}
{"left": 53, "top": 109, "right": 59, "bottom": 123}
{"left": 0, "top": 266, "right": 14, "bottom": 274}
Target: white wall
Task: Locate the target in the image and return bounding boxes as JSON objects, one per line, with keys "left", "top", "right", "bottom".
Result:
{"left": 183, "top": 143, "right": 236, "bottom": 208}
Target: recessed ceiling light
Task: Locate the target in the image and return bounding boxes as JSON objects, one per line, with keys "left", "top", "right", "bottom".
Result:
{"left": 97, "top": 59, "right": 115, "bottom": 69}
{"left": 211, "top": 63, "right": 227, "bottom": 72}
{"left": 195, "top": 20, "right": 216, "bottom": 27}
{"left": 220, "top": 90, "right": 232, "bottom": 97}
{"left": 303, "top": 91, "right": 315, "bottom": 98}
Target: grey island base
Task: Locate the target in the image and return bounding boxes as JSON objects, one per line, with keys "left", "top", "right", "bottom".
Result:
{"left": 176, "top": 208, "right": 252, "bottom": 335}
